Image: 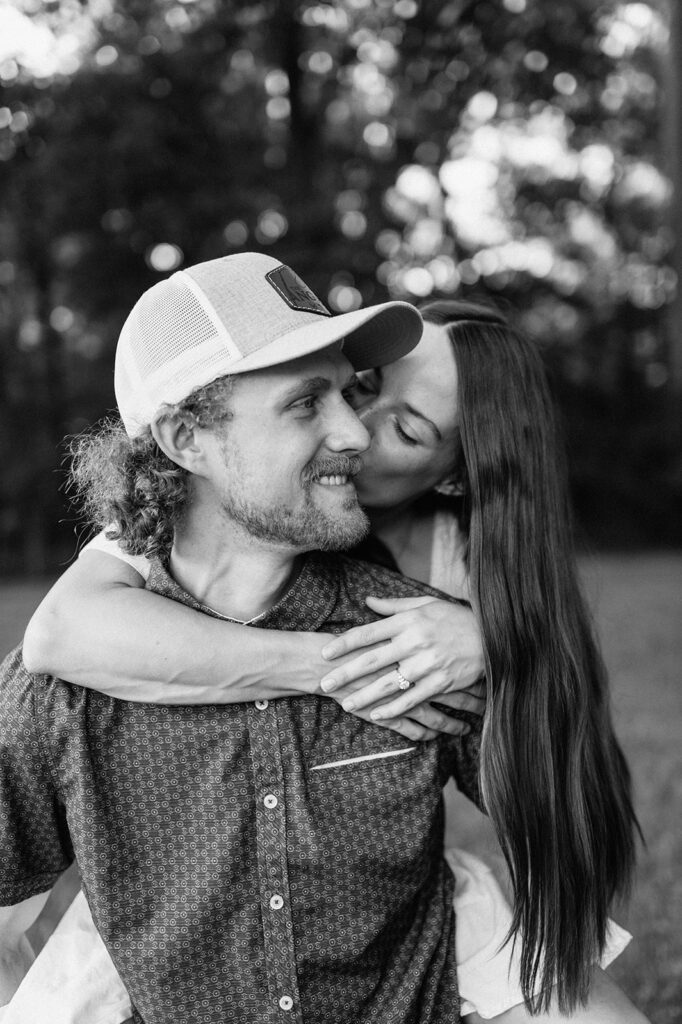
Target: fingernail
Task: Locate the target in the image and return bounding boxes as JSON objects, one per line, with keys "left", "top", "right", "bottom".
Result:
{"left": 321, "top": 643, "right": 340, "bottom": 659}
{"left": 320, "top": 677, "right": 337, "bottom": 692}
{"left": 370, "top": 709, "right": 387, "bottom": 720}
{"left": 342, "top": 699, "right": 355, "bottom": 712}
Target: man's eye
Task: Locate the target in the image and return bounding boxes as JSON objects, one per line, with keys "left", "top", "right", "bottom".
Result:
{"left": 292, "top": 396, "right": 318, "bottom": 411}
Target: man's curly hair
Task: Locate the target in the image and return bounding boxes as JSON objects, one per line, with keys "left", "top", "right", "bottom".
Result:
{"left": 69, "top": 375, "right": 234, "bottom": 560}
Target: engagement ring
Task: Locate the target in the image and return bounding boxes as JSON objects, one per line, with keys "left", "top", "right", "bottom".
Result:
{"left": 396, "top": 669, "right": 414, "bottom": 691}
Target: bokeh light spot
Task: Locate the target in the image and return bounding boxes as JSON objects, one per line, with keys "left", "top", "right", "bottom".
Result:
{"left": 524, "top": 51, "right": 549, "bottom": 73}
{"left": 466, "top": 91, "right": 498, "bottom": 122}
{"left": 396, "top": 164, "right": 441, "bottom": 206}
{"left": 265, "top": 69, "right": 289, "bottom": 95}
{"left": 554, "top": 72, "right": 577, "bottom": 96}
{"left": 223, "top": 220, "right": 249, "bottom": 246}
{"left": 339, "top": 210, "right": 367, "bottom": 239}
{"left": 402, "top": 267, "right": 434, "bottom": 297}
{"left": 255, "top": 210, "right": 288, "bottom": 244}
{"left": 146, "top": 243, "right": 183, "bottom": 272}
{"left": 328, "top": 285, "right": 362, "bottom": 311}
{"left": 308, "top": 51, "right": 333, "bottom": 75}
{"left": 363, "top": 121, "right": 392, "bottom": 148}
{"left": 95, "top": 45, "right": 118, "bottom": 67}
{"left": 49, "top": 306, "right": 75, "bottom": 332}
{"left": 394, "top": 0, "right": 418, "bottom": 18}
{"left": 266, "top": 97, "right": 290, "bottom": 120}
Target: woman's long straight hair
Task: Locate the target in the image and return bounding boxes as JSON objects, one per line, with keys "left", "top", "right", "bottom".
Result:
{"left": 421, "top": 300, "right": 639, "bottom": 1013}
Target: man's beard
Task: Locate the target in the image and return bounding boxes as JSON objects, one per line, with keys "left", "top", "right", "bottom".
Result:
{"left": 219, "top": 454, "right": 370, "bottom": 550}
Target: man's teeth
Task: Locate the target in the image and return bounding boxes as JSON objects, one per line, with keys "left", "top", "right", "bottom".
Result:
{"left": 317, "top": 474, "right": 349, "bottom": 486}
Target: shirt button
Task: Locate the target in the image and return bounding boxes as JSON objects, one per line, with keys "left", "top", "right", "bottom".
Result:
{"left": 279, "top": 995, "right": 293, "bottom": 1011}
{"left": 264, "top": 793, "right": 278, "bottom": 809}
{"left": 270, "top": 894, "right": 284, "bottom": 910}
{"left": 255, "top": 699, "right": 269, "bottom": 710}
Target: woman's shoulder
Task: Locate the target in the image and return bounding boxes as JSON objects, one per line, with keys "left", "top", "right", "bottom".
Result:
{"left": 78, "top": 528, "right": 151, "bottom": 581}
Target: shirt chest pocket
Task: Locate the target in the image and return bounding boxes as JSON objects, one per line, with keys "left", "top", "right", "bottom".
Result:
{"left": 302, "top": 743, "right": 443, "bottom": 867}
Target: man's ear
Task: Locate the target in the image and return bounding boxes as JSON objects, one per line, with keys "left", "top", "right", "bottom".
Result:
{"left": 151, "top": 415, "right": 206, "bottom": 474}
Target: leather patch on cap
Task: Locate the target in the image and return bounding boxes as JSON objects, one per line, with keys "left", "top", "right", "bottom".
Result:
{"left": 266, "top": 265, "right": 331, "bottom": 316}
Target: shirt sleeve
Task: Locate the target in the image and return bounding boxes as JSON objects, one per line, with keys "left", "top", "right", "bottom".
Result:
{"left": 78, "top": 527, "right": 151, "bottom": 581}
{"left": 0, "top": 648, "right": 74, "bottom": 906}
{"left": 443, "top": 715, "right": 485, "bottom": 812}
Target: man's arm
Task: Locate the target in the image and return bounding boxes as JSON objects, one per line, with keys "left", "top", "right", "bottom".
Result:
{"left": 0, "top": 891, "right": 51, "bottom": 1006}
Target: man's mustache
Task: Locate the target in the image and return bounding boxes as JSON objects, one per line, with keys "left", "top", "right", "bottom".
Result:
{"left": 304, "top": 455, "right": 363, "bottom": 483}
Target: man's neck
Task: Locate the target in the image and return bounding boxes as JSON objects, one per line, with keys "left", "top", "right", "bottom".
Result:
{"left": 169, "top": 507, "right": 301, "bottom": 623}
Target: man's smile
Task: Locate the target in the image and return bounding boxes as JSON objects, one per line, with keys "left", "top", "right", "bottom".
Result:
{"left": 315, "top": 474, "right": 352, "bottom": 487}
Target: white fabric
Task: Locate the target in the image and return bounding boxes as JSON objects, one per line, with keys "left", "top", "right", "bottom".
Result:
{"left": 448, "top": 848, "right": 631, "bottom": 1019}
{"left": 0, "top": 890, "right": 131, "bottom": 1024}
{"left": 79, "top": 530, "right": 151, "bottom": 581}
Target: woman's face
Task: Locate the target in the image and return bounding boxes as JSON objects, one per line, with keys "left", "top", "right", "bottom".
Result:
{"left": 352, "top": 321, "right": 460, "bottom": 509}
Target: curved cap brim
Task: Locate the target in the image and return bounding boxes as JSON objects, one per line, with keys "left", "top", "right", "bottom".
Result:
{"left": 221, "top": 300, "right": 423, "bottom": 374}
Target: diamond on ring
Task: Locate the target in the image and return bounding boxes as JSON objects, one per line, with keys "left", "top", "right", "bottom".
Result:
{"left": 396, "top": 669, "right": 413, "bottom": 691}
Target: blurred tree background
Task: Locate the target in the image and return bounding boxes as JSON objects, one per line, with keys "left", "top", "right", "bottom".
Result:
{"left": 0, "top": 0, "right": 679, "bottom": 573}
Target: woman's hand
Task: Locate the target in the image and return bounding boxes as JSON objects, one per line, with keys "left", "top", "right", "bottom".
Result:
{"left": 319, "top": 596, "right": 486, "bottom": 724}
{"left": 330, "top": 689, "right": 484, "bottom": 741}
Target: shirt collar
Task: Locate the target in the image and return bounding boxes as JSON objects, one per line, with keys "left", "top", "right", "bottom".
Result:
{"left": 147, "top": 551, "right": 340, "bottom": 633}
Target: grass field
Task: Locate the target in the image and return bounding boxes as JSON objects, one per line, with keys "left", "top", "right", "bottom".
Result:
{"left": 1, "top": 552, "right": 680, "bottom": 1020}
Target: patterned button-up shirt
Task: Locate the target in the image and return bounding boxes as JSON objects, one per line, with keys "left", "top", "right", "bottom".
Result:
{"left": 0, "top": 553, "right": 482, "bottom": 1024}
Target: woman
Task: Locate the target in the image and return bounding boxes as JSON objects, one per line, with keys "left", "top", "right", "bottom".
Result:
{"left": 22, "top": 301, "right": 645, "bottom": 1022}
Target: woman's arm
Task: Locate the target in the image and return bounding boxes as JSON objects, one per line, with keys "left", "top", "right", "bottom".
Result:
{"left": 23, "top": 552, "right": 325, "bottom": 704}
{"left": 23, "top": 554, "right": 485, "bottom": 738}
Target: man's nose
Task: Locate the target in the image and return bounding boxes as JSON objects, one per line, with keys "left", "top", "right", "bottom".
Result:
{"left": 326, "top": 401, "right": 371, "bottom": 455}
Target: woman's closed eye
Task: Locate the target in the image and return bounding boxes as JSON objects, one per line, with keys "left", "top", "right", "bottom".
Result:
{"left": 393, "top": 418, "right": 419, "bottom": 446}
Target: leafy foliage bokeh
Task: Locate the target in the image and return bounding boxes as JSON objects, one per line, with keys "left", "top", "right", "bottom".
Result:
{"left": 0, "top": 0, "right": 678, "bottom": 572}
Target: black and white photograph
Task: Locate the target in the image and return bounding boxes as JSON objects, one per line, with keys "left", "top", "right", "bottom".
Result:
{"left": 0, "top": 2, "right": 679, "bottom": 1022}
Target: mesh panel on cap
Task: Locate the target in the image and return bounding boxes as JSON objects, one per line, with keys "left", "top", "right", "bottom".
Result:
{"left": 131, "top": 277, "right": 224, "bottom": 380}
{"left": 115, "top": 351, "right": 144, "bottom": 431}
{"left": 186, "top": 257, "right": 325, "bottom": 357}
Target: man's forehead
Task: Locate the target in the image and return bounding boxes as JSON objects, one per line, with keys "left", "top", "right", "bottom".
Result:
{"left": 235, "top": 342, "right": 354, "bottom": 393}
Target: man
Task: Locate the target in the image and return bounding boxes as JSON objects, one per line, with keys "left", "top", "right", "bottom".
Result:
{"left": 0, "top": 253, "right": 483, "bottom": 1023}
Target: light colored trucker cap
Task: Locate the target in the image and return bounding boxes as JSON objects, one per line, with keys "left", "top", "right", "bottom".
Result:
{"left": 114, "top": 252, "right": 423, "bottom": 437}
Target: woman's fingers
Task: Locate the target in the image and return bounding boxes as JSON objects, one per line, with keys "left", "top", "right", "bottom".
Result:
{"left": 320, "top": 596, "right": 435, "bottom": 661}
{"left": 320, "top": 617, "right": 399, "bottom": 662}
{"left": 370, "top": 676, "right": 486, "bottom": 721}
{"left": 320, "top": 642, "right": 400, "bottom": 691}
{"left": 374, "top": 716, "right": 439, "bottom": 741}
{"left": 336, "top": 669, "right": 403, "bottom": 712}
{"left": 406, "top": 703, "right": 472, "bottom": 736}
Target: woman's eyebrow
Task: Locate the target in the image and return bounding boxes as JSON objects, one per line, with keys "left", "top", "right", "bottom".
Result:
{"left": 375, "top": 367, "right": 442, "bottom": 441}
